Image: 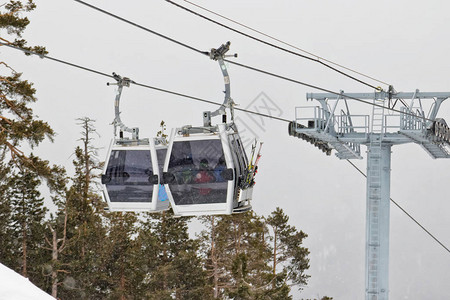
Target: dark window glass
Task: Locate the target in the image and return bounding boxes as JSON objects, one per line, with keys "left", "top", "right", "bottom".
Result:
{"left": 167, "top": 140, "right": 228, "bottom": 205}
{"left": 105, "top": 150, "right": 153, "bottom": 202}
{"left": 156, "top": 148, "right": 167, "bottom": 175}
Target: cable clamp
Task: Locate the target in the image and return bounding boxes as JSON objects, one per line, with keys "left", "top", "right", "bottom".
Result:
{"left": 107, "top": 72, "right": 131, "bottom": 87}
{"left": 210, "top": 41, "right": 237, "bottom": 60}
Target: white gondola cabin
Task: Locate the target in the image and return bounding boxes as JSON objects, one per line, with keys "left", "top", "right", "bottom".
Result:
{"left": 161, "top": 41, "right": 261, "bottom": 216}
{"left": 101, "top": 73, "right": 170, "bottom": 212}
{"left": 101, "top": 138, "right": 170, "bottom": 212}
{"left": 163, "top": 123, "right": 253, "bottom": 216}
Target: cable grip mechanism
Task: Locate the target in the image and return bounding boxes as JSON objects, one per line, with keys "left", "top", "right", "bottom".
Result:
{"left": 107, "top": 72, "right": 139, "bottom": 140}
{"left": 209, "top": 41, "right": 238, "bottom": 60}
{"left": 204, "top": 42, "right": 238, "bottom": 127}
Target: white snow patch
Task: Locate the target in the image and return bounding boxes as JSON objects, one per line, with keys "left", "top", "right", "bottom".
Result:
{"left": 0, "top": 263, "right": 54, "bottom": 300}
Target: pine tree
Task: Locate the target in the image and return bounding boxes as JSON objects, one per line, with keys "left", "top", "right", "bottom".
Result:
{"left": 198, "top": 216, "right": 226, "bottom": 299}
{"left": 0, "top": 1, "right": 53, "bottom": 167}
{"left": 198, "top": 209, "right": 311, "bottom": 299}
{"left": 44, "top": 204, "right": 69, "bottom": 298}
{"left": 58, "top": 117, "right": 107, "bottom": 299}
{"left": 6, "top": 166, "right": 49, "bottom": 287}
{"left": 138, "top": 210, "right": 210, "bottom": 299}
{"left": 39, "top": 166, "right": 69, "bottom": 298}
{"left": 102, "top": 211, "right": 142, "bottom": 299}
{"left": 222, "top": 212, "right": 272, "bottom": 299}
{"left": 0, "top": 158, "right": 67, "bottom": 296}
{"left": 0, "top": 162, "right": 14, "bottom": 268}
{"left": 199, "top": 212, "right": 275, "bottom": 300}
{"left": 266, "top": 207, "right": 310, "bottom": 291}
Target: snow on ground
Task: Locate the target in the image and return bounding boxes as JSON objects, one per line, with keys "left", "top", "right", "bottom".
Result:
{"left": 0, "top": 263, "right": 54, "bottom": 300}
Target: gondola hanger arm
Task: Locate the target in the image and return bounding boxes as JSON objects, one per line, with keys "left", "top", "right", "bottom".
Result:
{"left": 107, "top": 72, "right": 139, "bottom": 139}
{"left": 206, "top": 42, "right": 238, "bottom": 123}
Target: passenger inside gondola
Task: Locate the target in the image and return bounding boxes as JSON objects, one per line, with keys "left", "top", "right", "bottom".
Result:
{"left": 179, "top": 156, "right": 194, "bottom": 184}
{"left": 213, "top": 156, "right": 227, "bottom": 182}
{"left": 195, "top": 159, "right": 215, "bottom": 195}
{"left": 167, "top": 139, "right": 229, "bottom": 205}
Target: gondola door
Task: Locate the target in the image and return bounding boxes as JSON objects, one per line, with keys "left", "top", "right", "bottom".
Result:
{"left": 102, "top": 139, "right": 167, "bottom": 212}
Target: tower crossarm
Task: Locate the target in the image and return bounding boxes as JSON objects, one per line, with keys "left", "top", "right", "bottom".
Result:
{"left": 290, "top": 104, "right": 363, "bottom": 159}
{"left": 303, "top": 90, "right": 450, "bottom": 157}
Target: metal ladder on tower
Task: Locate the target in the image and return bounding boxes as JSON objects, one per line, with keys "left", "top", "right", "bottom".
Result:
{"left": 366, "top": 96, "right": 385, "bottom": 299}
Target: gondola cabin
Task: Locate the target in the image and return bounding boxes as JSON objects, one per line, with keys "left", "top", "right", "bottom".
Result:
{"left": 101, "top": 138, "right": 170, "bottom": 212}
{"left": 163, "top": 123, "right": 253, "bottom": 216}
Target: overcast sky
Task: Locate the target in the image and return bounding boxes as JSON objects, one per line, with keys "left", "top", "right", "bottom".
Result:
{"left": 3, "top": 0, "right": 450, "bottom": 298}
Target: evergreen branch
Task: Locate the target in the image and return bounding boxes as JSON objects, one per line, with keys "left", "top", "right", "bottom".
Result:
{"left": 0, "top": 75, "right": 13, "bottom": 83}
{"left": 0, "top": 94, "right": 26, "bottom": 120}
{"left": 0, "top": 37, "right": 11, "bottom": 44}
{"left": 0, "top": 61, "right": 16, "bottom": 72}
{"left": 58, "top": 263, "right": 72, "bottom": 267}
{"left": 58, "top": 205, "right": 68, "bottom": 251}
{"left": 44, "top": 229, "right": 52, "bottom": 248}
{"left": 1, "top": 7, "right": 20, "bottom": 16}
{"left": 5, "top": 140, "right": 25, "bottom": 159}
{"left": 241, "top": 275, "right": 278, "bottom": 292}
{"left": 0, "top": 115, "right": 13, "bottom": 124}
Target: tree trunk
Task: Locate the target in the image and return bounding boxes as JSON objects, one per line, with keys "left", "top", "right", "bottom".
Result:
{"left": 210, "top": 217, "right": 219, "bottom": 298}
{"left": 82, "top": 119, "right": 91, "bottom": 259}
{"left": 119, "top": 214, "right": 127, "bottom": 300}
{"left": 83, "top": 126, "right": 90, "bottom": 202}
{"left": 273, "top": 228, "right": 277, "bottom": 277}
{"left": 21, "top": 219, "right": 27, "bottom": 278}
{"left": 51, "top": 229, "right": 58, "bottom": 298}
{"left": 119, "top": 271, "right": 126, "bottom": 300}
{"left": 161, "top": 212, "right": 168, "bottom": 291}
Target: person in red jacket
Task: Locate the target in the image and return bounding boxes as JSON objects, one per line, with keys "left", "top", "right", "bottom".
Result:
{"left": 195, "top": 159, "right": 214, "bottom": 195}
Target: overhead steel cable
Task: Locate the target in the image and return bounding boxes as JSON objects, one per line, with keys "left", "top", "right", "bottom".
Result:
{"left": 224, "top": 59, "right": 434, "bottom": 122}
{"left": 165, "top": 0, "right": 384, "bottom": 91}
{"left": 0, "top": 43, "right": 114, "bottom": 79}
{"left": 73, "top": 0, "right": 434, "bottom": 123}
{"left": 179, "top": 0, "right": 391, "bottom": 88}
{"left": 0, "top": 42, "right": 289, "bottom": 123}
{"left": 3, "top": 41, "right": 449, "bottom": 256}
{"left": 346, "top": 159, "right": 450, "bottom": 255}
{"left": 73, "top": 0, "right": 209, "bottom": 57}
{"left": 133, "top": 81, "right": 291, "bottom": 123}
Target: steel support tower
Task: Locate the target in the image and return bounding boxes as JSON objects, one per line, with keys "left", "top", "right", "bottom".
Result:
{"left": 289, "top": 90, "right": 450, "bottom": 300}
